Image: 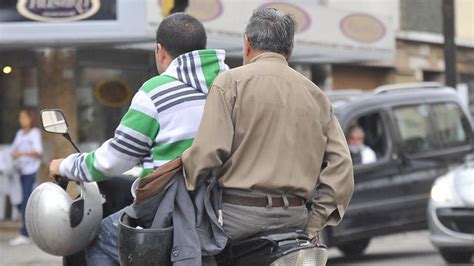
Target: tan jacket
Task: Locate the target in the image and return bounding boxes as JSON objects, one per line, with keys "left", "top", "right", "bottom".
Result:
{"left": 182, "top": 52, "right": 354, "bottom": 235}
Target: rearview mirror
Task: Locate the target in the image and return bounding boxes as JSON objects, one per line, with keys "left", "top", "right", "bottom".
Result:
{"left": 41, "top": 109, "right": 69, "bottom": 134}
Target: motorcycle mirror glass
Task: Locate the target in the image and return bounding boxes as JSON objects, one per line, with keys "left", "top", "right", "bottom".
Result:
{"left": 41, "top": 109, "right": 69, "bottom": 134}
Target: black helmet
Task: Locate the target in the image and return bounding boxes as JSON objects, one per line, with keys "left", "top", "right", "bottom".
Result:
{"left": 118, "top": 213, "right": 173, "bottom": 266}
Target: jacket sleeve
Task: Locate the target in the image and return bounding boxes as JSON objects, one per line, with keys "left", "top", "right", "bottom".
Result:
{"left": 182, "top": 83, "right": 234, "bottom": 191}
{"left": 60, "top": 91, "right": 159, "bottom": 182}
{"left": 305, "top": 110, "right": 354, "bottom": 236}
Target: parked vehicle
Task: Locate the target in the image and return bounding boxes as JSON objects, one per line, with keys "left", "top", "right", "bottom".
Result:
{"left": 29, "top": 109, "right": 328, "bottom": 266}
{"left": 322, "top": 82, "right": 474, "bottom": 258}
{"left": 428, "top": 154, "right": 474, "bottom": 264}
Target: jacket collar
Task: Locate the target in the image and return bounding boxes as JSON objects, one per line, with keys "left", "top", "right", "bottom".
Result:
{"left": 250, "top": 52, "right": 288, "bottom": 65}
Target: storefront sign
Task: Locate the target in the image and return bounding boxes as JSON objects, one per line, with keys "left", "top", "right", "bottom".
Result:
{"left": 95, "top": 80, "right": 132, "bottom": 108}
{"left": 185, "top": 0, "right": 223, "bottom": 22}
{"left": 17, "top": 0, "right": 101, "bottom": 22}
{"left": 341, "top": 14, "right": 385, "bottom": 43}
{"left": 0, "top": 0, "right": 141, "bottom": 47}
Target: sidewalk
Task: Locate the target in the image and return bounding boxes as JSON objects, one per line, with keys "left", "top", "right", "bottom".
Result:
{"left": 0, "top": 222, "right": 61, "bottom": 266}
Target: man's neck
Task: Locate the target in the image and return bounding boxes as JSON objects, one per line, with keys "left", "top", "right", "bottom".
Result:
{"left": 246, "top": 50, "right": 263, "bottom": 64}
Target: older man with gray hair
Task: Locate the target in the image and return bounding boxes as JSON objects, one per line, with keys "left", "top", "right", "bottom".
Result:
{"left": 182, "top": 8, "right": 354, "bottom": 241}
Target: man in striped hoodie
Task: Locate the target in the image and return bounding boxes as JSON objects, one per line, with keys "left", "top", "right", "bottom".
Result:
{"left": 48, "top": 13, "right": 228, "bottom": 265}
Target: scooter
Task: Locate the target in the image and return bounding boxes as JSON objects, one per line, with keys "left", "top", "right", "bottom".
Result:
{"left": 36, "top": 109, "right": 328, "bottom": 266}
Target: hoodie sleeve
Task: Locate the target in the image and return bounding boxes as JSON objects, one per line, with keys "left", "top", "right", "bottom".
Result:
{"left": 60, "top": 91, "right": 159, "bottom": 182}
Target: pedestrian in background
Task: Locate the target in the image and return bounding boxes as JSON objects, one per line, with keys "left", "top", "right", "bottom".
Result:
{"left": 8, "top": 107, "right": 43, "bottom": 246}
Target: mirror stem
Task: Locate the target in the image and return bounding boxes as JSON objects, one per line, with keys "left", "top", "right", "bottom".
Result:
{"left": 63, "top": 133, "right": 81, "bottom": 153}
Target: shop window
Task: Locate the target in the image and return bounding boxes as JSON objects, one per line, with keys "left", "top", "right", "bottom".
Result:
{"left": 347, "top": 112, "right": 388, "bottom": 165}
{"left": 77, "top": 67, "right": 149, "bottom": 144}
{"left": 0, "top": 66, "right": 37, "bottom": 143}
{"left": 423, "top": 70, "right": 444, "bottom": 83}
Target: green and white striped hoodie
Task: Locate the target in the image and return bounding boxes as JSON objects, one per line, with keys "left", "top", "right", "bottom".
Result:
{"left": 60, "top": 49, "right": 228, "bottom": 182}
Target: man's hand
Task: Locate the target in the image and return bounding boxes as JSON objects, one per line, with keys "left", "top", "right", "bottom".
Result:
{"left": 307, "top": 231, "right": 322, "bottom": 245}
{"left": 311, "top": 234, "right": 321, "bottom": 245}
{"left": 49, "top": 159, "right": 65, "bottom": 180}
{"left": 11, "top": 151, "right": 22, "bottom": 159}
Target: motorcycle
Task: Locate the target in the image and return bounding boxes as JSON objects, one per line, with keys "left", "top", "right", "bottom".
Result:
{"left": 29, "top": 109, "right": 328, "bottom": 266}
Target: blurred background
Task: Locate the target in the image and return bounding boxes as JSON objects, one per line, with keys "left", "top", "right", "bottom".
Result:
{"left": 0, "top": 0, "right": 473, "bottom": 265}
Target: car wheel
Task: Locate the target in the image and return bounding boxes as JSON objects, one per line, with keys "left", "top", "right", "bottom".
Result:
{"left": 337, "top": 238, "right": 371, "bottom": 258}
{"left": 439, "top": 249, "right": 473, "bottom": 264}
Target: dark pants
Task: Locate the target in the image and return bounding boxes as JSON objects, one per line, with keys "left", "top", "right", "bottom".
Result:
{"left": 222, "top": 190, "right": 308, "bottom": 241}
{"left": 18, "top": 173, "right": 36, "bottom": 237}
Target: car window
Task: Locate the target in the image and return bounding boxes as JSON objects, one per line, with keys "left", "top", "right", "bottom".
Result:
{"left": 394, "top": 104, "right": 439, "bottom": 154}
{"left": 431, "top": 103, "right": 471, "bottom": 148}
{"left": 394, "top": 103, "right": 471, "bottom": 155}
{"left": 347, "top": 112, "right": 388, "bottom": 165}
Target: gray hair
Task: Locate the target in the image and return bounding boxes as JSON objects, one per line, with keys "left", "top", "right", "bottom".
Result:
{"left": 245, "top": 8, "right": 296, "bottom": 56}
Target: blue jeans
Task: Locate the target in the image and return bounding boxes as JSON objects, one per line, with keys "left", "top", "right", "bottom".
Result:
{"left": 19, "top": 173, "right": 36, "bottom": 237}
{"left": 86, "top": 210, "right": 123, "bottom": 266}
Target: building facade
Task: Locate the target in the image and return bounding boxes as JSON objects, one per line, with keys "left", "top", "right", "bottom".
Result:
{"left": 326, "top": 0, "right": 474, "bottom": 105}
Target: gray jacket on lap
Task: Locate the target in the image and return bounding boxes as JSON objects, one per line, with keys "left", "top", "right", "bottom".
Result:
{"left": 123, "top": 172, "right": 228, "bottom": 265}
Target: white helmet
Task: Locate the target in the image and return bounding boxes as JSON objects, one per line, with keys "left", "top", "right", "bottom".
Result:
{"left": 25, "top": 181, "right": 103, "bottom": 256}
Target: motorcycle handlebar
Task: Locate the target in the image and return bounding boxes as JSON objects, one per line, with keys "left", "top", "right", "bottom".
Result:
{"left": 54, "top": 175, "right": 70, "bottom": 190}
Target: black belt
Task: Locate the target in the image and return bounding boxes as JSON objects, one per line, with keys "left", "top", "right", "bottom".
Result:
{"left": 222, "top": 194, "right": 304, "bottom": 207}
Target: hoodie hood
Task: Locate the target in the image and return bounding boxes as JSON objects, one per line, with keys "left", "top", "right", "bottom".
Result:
{"left": 163, "top": 49, "right": 228, "bottom": 94}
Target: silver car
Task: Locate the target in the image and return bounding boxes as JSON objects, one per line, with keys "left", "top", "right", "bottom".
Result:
{"left": 428, "top": 155, "right": 474, "bottom": 264}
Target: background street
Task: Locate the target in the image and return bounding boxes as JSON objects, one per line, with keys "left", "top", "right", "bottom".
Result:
{"left": 327, "top": 230, "right": 472, "bottom": 266}
{"left": 1, "top": 226, "right": 472, "bottom": 265}
{"left": 0, "top": 223, "right": 61, "bottom": 266}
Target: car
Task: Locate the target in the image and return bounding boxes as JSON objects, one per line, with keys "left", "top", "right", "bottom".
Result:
{"left": 428, "top": 154, "right": 474, "bottom": 264}
{"left": 320, "top": 82, "right": 474, "bottom": 258}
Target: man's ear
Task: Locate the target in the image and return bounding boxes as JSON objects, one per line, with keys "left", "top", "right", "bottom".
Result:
{"left": 243, "top": 35, "right": 251, "bottom": 57}
{"left": 157, "top": 43, "right": 165, "bottom": 60}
